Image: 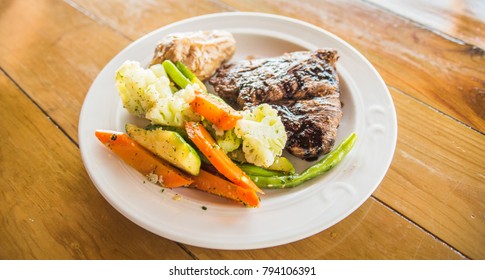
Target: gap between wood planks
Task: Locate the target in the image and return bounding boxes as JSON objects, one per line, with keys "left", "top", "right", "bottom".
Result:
{"left": 0, "top": 66, "right": 78, "bottom": 148}
{"left": 2, "top": 65, "right": 469, "bottom": 258}
{"left": 369, "top": 195, "right": 470, "bottom": 259}
{"left": 362, "top": 0, "right": 485, "bottom": 53}
{"left": 389, "top": 85, "right": 485, "bottom": 137}
{"left": 63, "top": 0, "right": 134, "bottom": 42}
{"left": 7, "top": 0, "right": 478, "bottom": 258}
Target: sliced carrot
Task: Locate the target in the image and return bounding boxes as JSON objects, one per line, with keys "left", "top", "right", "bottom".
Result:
{"left": 185, "top": 122, "right": 264, "bottom": 194}
{"left": 190, "top": 170, "right": 260, "bottom": 207}
{"left": 190, "top": 91, "right": 242, "bottom": 130}
{"left": 95, "top": 130, "right": 193, "bottom": 188}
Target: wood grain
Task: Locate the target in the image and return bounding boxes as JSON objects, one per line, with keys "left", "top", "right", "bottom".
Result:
{"left": 0, "top": 72, "right": 192, "bottom": 259}
{"left": 1, "top": 0, "right": 483, "bottom": 260}
{"left": 0, "top": 0, "right": 131, "bottom": 142}
{"left": 2, "top": 64, "right": 465, "bottom": 259}
{"left": 216, "top": 0, "right": 485, "bottom": 133}
{"left": 375, "top": 87, "right": 485, "bottom": 259}
{"left": 69, "top": 0, "right": 235, "bottom": 40}
{"left": 187, "top": 198, "right": 465, "bottom": 260}
{"left": 366, "top": 0, "right": 485, "bottom": 49}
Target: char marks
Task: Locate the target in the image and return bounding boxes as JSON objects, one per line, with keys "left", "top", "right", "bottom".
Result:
{"left": 209, "top": 49, "right": 342, "bottom": 160}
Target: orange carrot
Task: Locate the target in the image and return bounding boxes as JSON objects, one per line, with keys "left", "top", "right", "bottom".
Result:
{"left": 190, "top": 91, "right": 242, "bottom": 130}
{"left": 190, "top": 170, "right": 260, "bottom": 207}
{"left": 95, "top": 130, "right": 193, "bottom": 188}
{"left": 185, "top": 122, "right": 264, "bottom": 194}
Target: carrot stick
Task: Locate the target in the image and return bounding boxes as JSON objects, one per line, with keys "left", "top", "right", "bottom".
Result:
{"left": 190, "top": 170, "right": 260, "bottom": 207}
{"left": 185, "top": 122, "right": 264, "bottom": 194}
{"left": 95, "top": 130, "right": 193, "bottom": 188}
{"left": 190, "top": 91, "right": 242, "bottom": 130}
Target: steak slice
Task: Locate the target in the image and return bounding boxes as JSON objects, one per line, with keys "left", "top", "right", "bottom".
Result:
{"left": 209, "top": 49, "right": 342, "bottom": 160}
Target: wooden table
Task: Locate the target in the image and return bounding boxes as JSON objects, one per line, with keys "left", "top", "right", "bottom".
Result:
{"left": 1, "top": 0, "right": 484, "bottom": 260}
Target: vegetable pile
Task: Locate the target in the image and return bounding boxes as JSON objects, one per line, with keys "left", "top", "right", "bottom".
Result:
{"left": 95, "top": 59, "right": 356, "bottom": 207}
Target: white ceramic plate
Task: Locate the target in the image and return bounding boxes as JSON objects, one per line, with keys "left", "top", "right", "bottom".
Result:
{"left": 79, "top": 12, "right": 397, "bottom": 250}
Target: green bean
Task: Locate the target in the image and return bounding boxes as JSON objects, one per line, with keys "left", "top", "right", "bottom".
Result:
{"left": 175, "top": 61, "right": 196, "bottom": 81}
{"left": 162, "top": 60, "right": 191, "bottom": 89}
{"left": 238, "top": 163, "right": 286, "bottom": 177}
{"left": 249, "top": 133, "right": 357, "bottom": 188}
{"left": 176, "top": 61, "right": 207, "bottom": 91}
{"left": 267, "top": 156, "right": 295, "bottom": 174}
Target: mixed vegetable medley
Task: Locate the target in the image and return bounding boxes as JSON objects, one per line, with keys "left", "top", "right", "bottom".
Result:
{"left": 95, "top": 59, "right": 356, "bottom": 207}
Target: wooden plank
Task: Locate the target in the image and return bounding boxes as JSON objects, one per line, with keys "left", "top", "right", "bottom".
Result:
{"left": 215, "top": 0, "right": 485, "bottom": 133}
{"left": 1, "top": 0, "right": 481, "bottom": 260}
{"left": 62, "top": 2, "right": 484, "bottom": 259}
{"left": 375, "top": 87, "right": 485, "bottom": 259}
{"left": 187, "top": 198, "right": 465, "bottom": 259}
{"left": 366, "top": 0, "right": 485, "bottom": 49}
{"left": 0, "top": 0, "right": 131, "bottom": 142}
{"left": 0, "top": 72, "right": 193, "bottom": 260}
{"left": 69, "top": 0, "right": 235, "bottom": 40}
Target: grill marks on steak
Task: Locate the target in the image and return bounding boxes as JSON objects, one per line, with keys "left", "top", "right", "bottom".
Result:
{"left": 209, "top": 49, "right": 342, "bottom": 160}
{"left": 211, "top": 49, "right": 340, "bottom": 109}
{"left": 271, "top": 95, "right": 341, "bottom": 160}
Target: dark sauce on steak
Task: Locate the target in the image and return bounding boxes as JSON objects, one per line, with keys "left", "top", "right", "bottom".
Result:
{"left": 209, "top": 49, "right": 342, "bottom": 160}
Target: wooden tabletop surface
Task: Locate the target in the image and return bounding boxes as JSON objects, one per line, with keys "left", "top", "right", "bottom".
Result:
{"left": 1, "top": 0, "right": 484, "bottom": 260}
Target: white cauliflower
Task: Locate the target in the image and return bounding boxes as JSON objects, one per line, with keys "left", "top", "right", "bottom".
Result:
{"left": 145, "top": 84, "right": 200, "bottom": 127}
{"left": 234, "top": 104, "right": 287, "bottom": 167}
{"left": 115, "top": 60, "right": 199, "bottom": 127}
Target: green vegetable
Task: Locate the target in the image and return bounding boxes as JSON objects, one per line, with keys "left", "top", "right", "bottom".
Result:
{"left": 145, "top": 124, "right": 188, "bottom": 138}
{"left": 175, "top": 61, "right": 196, "bottom": 81}
{"left": 227, "top": 149, "right": 295, "bottom": 174}
{"left": 249, "top": 133, "right": 357, "bottom": 188}
{"left": 215, "top": 127, "right": 242, "bottom": 153}
{"left": 238, "top": 163, "right": 286, "bottom": 177}
{"left": 145, "top": 123, "right": 211, "bottom": 165}
{"left": 125, "top": 123, "right": 201, "bottom": 176}
{"left": 175, "top": 61, "right": 207, "bottom": 91}
{"left": 199, "top": 119, "right": 242, "bottom": 153}
{"left": 162, "top": 60, "right": 191, "bottom": 89}
{"left": 266, "top": 156, "right": 295, "bottom": 174}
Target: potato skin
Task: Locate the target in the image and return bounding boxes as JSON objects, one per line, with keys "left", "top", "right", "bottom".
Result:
{"left": 151, "top": 30, "right": 236, "bottom": 81}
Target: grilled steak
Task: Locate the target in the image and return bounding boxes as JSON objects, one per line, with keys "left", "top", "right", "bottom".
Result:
{"left": 209, "top": 49, "right": 342, "bottom": 160}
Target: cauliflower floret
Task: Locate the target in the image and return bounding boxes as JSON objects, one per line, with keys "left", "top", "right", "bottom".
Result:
{"left": 234, "top": 104, "right": 287, "bottom": 167}
{"left": 115, "top": 60, "right": 199, "bottom": 127}
{"left": 115, "top": 61, "right": 165, "bottom": 116}
{"left": 146, "top": 84, "right": 200, "bottom": 127}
